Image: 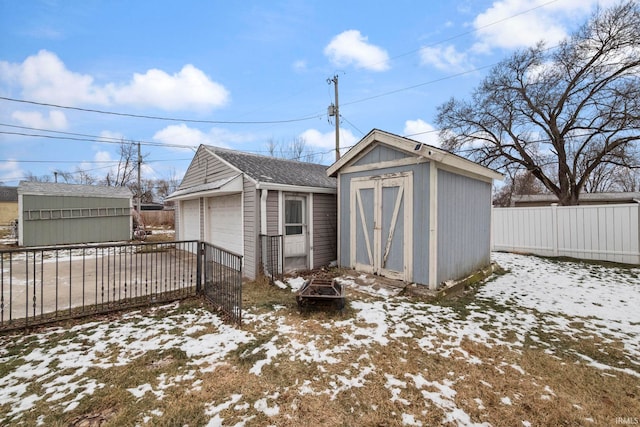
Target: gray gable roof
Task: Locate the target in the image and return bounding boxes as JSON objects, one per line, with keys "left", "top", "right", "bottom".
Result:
{"left": 204, "top": 146, "right": 336, "bottom": 189}
{"left": 0, "top": 186, "right": 18, "bottom": 202}
{"left": 18, "top": 181, "right": 132, "bottom": 198}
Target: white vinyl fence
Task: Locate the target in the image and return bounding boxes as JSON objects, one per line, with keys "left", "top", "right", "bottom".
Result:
{"left": 492, "top": 203, "right": 640, "bottom": 264}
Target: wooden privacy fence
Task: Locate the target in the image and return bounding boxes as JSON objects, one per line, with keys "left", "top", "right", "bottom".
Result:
{"left": 492, "top": 203, "right": 640, "bottom": 265}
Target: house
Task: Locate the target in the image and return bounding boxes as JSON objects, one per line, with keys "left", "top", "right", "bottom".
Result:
{"left": 166, "top": 145, "right": 337, "bottom": 280}
{"left": 17, "top": 182, "right": 133, "bottom": 247}
{"left": 0, "top": 186, "right": 18, "bottom": 225}
{"left": 511, "top": 192, "right": 640, "bottom": 207}
{"left": 327, "top": 129, "right": 503, "bottom": 290}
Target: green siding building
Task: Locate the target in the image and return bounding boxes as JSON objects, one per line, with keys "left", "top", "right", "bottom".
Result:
{"left": 18, "top": 182, "right": 132, "bottom": 247}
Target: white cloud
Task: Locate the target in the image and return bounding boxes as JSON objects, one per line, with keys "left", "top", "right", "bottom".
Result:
{"left": 0, "top": 50, "right": 229, "bottom": 111}
{"left": 403, "top": 119, "right": 441, "bottom": 147}
{"left": 300, "top": 128, "right": 358, "bottom": 155}
{"left": 292, "top": 60, "right": 307, "bottom": 72}
{"left": 324, "top": 30, "right": 390, "bottom": 72}
{"left": 153, "top": 124, "right": 255, "bottom": 149}
{"left": 0, "top": 160, "right": 24, "bottom": 184}
{"left": 109, "top": 65, "right": 229, "bottom": 111}
{"left": 471, "top": 0, "right": 614, "bottom": 53}
{"left": 420, "top": 45, "right": 471, "bottom": 72}
{"left": 11, "top": 110, "right": 68, "bottom": 130}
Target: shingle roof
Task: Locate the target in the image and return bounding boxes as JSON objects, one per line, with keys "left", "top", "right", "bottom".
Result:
{"left": 18, "top": 181, "right": 132, "bottom": 198}
{"left": 204, "top": 146, "right": 336, "bottom": 189}
{"left": 0, "top": 186, "right": 18, "bottom": 202}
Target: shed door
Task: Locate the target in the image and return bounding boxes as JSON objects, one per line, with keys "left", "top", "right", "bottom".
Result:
{"left": 181, "top": 199, "right": 200, "bottom": 241}
{"left": 350, "top": 172, "right": 413, "bottom": 281}
{"left": 207, "top": 194, "right": 242, "bottom": 255}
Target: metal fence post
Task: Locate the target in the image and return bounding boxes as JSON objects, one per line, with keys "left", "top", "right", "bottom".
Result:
{"left": 196, "top": 241, "right": 203, "bottom": 293}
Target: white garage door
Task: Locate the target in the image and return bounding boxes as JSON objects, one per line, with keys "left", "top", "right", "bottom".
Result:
{"left": 181, "top": 199, "right": 200, "bottom": 241}
{"left": 207, "top": 194, "right": 242, "bottom": 255}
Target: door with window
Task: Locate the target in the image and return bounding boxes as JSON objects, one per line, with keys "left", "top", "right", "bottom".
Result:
{"left": 284, "top": 195, "right": 307, "bottom": 269}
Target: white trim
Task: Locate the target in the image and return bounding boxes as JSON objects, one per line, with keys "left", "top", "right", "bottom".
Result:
{"left": 327, "top": 129, "right": 503, "bottom": 181}
{"left": 308, "top": 193, "right": 314, "bottom": 269}
{"left": 166, "top": 174, "right": 243, "bottom": 201}
{"left": 17, "top": 194, "right": 23, "bottom": 246}
{"left": 260, "top": 189, "right": 268, "bottom": 235}
{"left": 278, "top": 191, "right": 283, "bottom": 235}
{"left": 202, "top": 146, "right": 259, "bottom": 185}
{"left": 428, "top": 162, "right": 438, "bottom": 289}
{"left": 255, "top": 182, "right": 336, "bottom": 194}
{"left": 336, "top": 173, "right": 341, "bottom": 265}
{"left": 436, "top": 162, "right": 494, "bottom": 184}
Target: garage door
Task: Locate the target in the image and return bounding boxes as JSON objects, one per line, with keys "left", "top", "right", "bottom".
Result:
{"left": 207, "top": 194, "right": 242, "bottom": 255}
{"left": 181, "top": 199, "right": 200, "bottom": 241}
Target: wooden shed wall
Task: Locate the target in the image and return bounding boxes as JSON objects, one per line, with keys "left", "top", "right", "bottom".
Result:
{"left": 436, "top": 169, "right": 492, "bottom": 283}
{"left": 21, "top": 195, "right": 131, "bottom": 246}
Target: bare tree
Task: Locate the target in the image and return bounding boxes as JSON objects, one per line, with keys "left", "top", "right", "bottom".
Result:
{"left": 265, "top": 136, "right": 324, "bottom": 163}
{"left": 102, "top": 140, "right": 140, "bottom": 187}
{"left": 437, "top": 1, "right": 640, "bottom": 205}
{"left": 493, "top": 170, "right": 545, "bottom": 206}
{"left": 24, "top": 172, "right": 51, "bottom": 182}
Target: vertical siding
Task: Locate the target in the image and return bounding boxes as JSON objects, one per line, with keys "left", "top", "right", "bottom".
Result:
{"left": 436, "top": 170, "right": 492, "bottom": 284}
{"left": 243, "top": 179, "right": 257, "bottom": 279}
{"left": 21, "top": 195, "right": 131, "bottom": 246}
{"left": 313, "top": 193, "right": 337, "bottom": 268}
{"left": 352, "top": 144, "right": 410, "bottom": 166}
{"left": 338, "top": 162, "right": 430, "bottom": 284}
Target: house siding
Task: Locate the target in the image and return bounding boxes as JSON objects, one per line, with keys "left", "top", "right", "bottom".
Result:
{"left": 266, "top": 190, "right": 279, "bottom": 235}
{"left": 178, "top": 148, "right": 238, "bottom": 189}
{"left": 243, "top": 179, "right": 258, "bottom": 279}
{"left": 436, "top": 169, "right": 492, "bottom": 284}
{"left": 352, "top": 144, "right": 410, "bottom": 166}
{"left": 312, "top": 193, "right": 337, "bottom": 268}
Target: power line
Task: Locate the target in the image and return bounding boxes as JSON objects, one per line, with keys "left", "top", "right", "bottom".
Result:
{"left": 0, "top": 96, "right": 324, "bottom": 124}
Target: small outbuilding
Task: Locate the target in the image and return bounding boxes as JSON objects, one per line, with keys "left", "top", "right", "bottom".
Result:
{"left": 327, "top": 129, "right": 503, "bottom": 289}
{"left": 167, "top": 145, "right": 337, "bottom": 280}
{"left": 17, "top": 182, "right": 133, "bottom": 247}
{"left": 0, "top": 186, "right": 18, "bottom": 225}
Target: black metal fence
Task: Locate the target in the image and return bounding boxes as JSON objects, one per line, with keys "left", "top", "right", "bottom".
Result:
{"left": 0, "top": 240, "right": 243, "bottom": 332}
{"left": 259, "top": 234, "right": 283, "bottom": 284}
{"left": 202, "top": 242, "right": 243, "bottom": 325}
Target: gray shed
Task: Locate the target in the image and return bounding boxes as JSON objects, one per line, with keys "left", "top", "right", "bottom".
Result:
{"left": 17, "top": 182, "right": 133, "bottom": 247}
{"left": 166, "top": 145, "right": 337, "bottom": 280}
{"left": 327, "top": 129, "right": 503, "bottom": 289}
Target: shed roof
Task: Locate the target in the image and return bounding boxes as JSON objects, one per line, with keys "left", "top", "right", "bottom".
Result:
{"left": 327, "top": 129, "right": 503, "bottom": 181}
{"left": 203, "top": 146, "right": 337, "bottom": 190}
{"left": 512, "top": 192, "right": 640, "bottom": 206}
{"left": 0, "top": 186, "right": 18, "bottom": 202}
{"left": 18, "top": 181, "right": 132, "bottom": 198}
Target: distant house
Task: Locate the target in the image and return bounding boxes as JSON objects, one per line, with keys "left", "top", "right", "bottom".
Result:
{"left": 327, "top": 129, "right": 503, "bottom": 290}
{"left": 0, "top": 186, "right": 18, "bottom": 225}
{"left": 166, "top": 145, "right": 337, "bottom": 280}
{"left": 512, "top": 192, "right": 640, "bottom": 207}
{"left": 17, "top": 182, "right": 133, "bottom": 246}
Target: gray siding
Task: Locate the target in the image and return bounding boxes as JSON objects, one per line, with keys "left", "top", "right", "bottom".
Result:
{"left": 312, "top": 193, "right": 337, "bottom": 268}
{"left": 179, "top": 148, "right": 238, "bottom": 189}
{"left": 352, "top": 144, "right": 410, "bottom": 166}
{"left": 22, "top": 195, "right": 131, "bottom": 246}
{"left": 266, "top": 190, "right": 279, "bottom": 235}
{"left": 338, "top": 162, "right": 430, "bottom": 284}
{"left": 243, "top": 179, "right": 258, "bottom": 279}
{"left": 436, "top": 169, "right": 492, "bottom": 284}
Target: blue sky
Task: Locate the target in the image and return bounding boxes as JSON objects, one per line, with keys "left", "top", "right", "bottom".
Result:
{"left": 0, "top": 0, "right": 617, "bottom": 186}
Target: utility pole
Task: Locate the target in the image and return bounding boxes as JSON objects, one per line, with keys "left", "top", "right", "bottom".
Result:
{"left": 137, "top": 142, "right": 142, "bottom": 213}
{"left": 327, "top": 75, "right": 340, "bottom": 161}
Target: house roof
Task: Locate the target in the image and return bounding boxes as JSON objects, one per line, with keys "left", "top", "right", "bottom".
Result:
{"left": 203, "top": 146, "right": 337, "bottom": 190}
{"left": 18, "top": 181, "right": 133, "bottom": 198}
{"left": 166, "top": 175, "right": 243, "bottom": 201}
{"left": 326, "top": 129, "right": 503, "bottom": 182}
{"left": 0, "top": 186, "right": 18, "bottom": 202}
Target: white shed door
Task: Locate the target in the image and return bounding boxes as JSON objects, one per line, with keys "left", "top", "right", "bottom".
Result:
{"left": 207, "top": 194, "right": 242, "bottom": 255}
{"left": 181, "top": 199, "right": 200, "bottom": 241}
{"left": 350, "top": 172, "right": 413, "bottom": 281}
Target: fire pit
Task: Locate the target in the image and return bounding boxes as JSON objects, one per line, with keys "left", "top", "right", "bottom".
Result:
{"left": 296, "top": 277, "right": 345, "bottom": 311}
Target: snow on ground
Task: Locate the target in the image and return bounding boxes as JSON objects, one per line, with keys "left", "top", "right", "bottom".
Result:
{"left": 0, "top": 252, "right": 638, "bottom": 425}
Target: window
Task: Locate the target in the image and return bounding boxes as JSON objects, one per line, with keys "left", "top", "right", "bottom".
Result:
{"left": 285, "top": 198, "right": 304, "bottom": 235}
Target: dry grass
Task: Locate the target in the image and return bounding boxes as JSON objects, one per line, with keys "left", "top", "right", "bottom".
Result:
{"left": 1, "top": 276, "right": 639, "bottom": 426}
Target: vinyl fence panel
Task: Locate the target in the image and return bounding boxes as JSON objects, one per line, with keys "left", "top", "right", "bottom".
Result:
{"left": 492, "top": 203, "right": 640, "bottom": 264}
